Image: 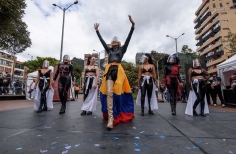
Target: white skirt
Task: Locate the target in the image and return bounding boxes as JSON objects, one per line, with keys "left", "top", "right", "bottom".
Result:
{"left": 81, "top": 77, "right": 98, "bottom": 112}
{"left": 33, "top": 86, "right": 54, "bottom": 111}
{"left": 185, "top": 90, "right": 209, "bottom": 116}
{"left": 136, "top": 84, "right": 158, "bottom": 110}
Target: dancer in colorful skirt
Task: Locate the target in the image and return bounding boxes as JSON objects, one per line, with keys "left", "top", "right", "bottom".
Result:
{"left": 81, "top": 56, "right": 99, "bottom": 116}
{"left": 34, "top": 60, "right": 54, "bottom": 112}
{"left": 136, "top": 54, "right": 158, "bottom": 116}
{"left": 94, "top": 15, "right": 135, "bottom": 130}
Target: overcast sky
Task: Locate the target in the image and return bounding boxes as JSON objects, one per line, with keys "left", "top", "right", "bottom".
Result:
{"left": 17, "top": 0, "right": 202, "bottom": 63}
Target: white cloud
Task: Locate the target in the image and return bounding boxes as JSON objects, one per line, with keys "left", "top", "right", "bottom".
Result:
{"left": 17, "top": 0, "right": 202, "bottom": 63}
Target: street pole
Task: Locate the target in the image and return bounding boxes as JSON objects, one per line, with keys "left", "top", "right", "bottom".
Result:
{"left": 156, "top": 61, "right": 160, "bottom": 88}
{"left": 60, "top": 9, "right": 66, "bottom": 62}
{"left": 166, "top": 33, "right": 185, "bottom": 57}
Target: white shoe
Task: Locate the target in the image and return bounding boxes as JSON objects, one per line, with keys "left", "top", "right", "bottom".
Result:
{"left": 214, "top": 104, "right": 217, "bottom": 106}
{"left": 222, "top": 104, "right": 225, "bottom": 107}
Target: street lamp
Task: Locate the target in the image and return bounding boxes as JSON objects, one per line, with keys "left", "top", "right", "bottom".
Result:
{"left": 166, "top": 33, "right": 185, "bottom": 57}
{"left": 52, "top": 1, "right": 78, "bottom": 62}
{"left": 28, "top": 53, "right": 33, "bottom": 60}
{"left": 93, "top": 49, "right": 105, "bottom": 84}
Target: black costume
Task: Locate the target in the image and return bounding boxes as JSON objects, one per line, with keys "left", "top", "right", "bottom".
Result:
{"left": 53, "top": 59, "right": 74, "bottom": 114}
{"left": 83, "top": 66, "right": 96, "bottom": 101}
{"left": 210, "top": 76, "right": 225, "bottom": 106}
{"left": 37, "top": 70, "right": 51, "bottom": 113}
{"left": 191, "top": 69, "right": 206, "bottom": 116}
{"left": 163, "top": 55, "right": 181, "bottom": 115}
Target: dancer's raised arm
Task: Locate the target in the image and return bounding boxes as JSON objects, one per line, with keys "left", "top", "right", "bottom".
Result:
{"left": 94, "top": 23, "right": 110, "bottom": 52}
{"left": 122, "top": 15, "right": 135, "bottom": 54}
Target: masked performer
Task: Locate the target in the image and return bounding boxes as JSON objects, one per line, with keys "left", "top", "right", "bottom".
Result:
{"left": 136, "top": 54, "right": 158, "bottom": 116}
{"left": 94, "top": 15, "right": 135, "bottom": 130}
{"left": 80, "top": 56, "right": 99, "bottom": 116}
{"left": 162, "top": 55, "right": 182, "bottom": 115}
{"left": 53, "top": 55, "right": 74, "bottom": 114}
{"left": 185, "top": 59, "right": 210, "bottom": 116}
{"left": 34, "top": 60, "right": 54, "bottom": 113}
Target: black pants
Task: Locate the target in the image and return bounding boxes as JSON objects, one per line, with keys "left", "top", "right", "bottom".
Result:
{"left": 83, "top": 77, "right": 94, "bottom": 101}
{"left": 140, "top": 76, "right": 153, "bottom": 111}
{"left": 211, "top": 87, "right": 225, "bottom": 105}
{"left": 75, "top": 91, "right": 79, "bottom": 99}
{"left": 106, "top": 65, "right": 118, "bottom": 82}
{"left": 166, "top": 77, "right": 178, "bottom": 110}
{"left": 181, "top": 91, "right": 186, "bottom": 101}
{"left": 205, "top": 84, "right": 213, "bottom": 105}
{"left": 38, "top": 80, "right": 50, "bottom": 108}
{"left": 58, "top": 76, "right": 71, "bottom": 105}
{"left": 192, "top": 79, "right": 206, "bottom": 112}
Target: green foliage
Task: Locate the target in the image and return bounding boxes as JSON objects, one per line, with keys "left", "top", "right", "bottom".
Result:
{"left": 71, "top": 61, "right": 83, "bottom": 85}
{"left": 181, "top": 45, "right": 199, "bottom": 63}
{"left": 223, "top": 32, "right": 236, "bottom": 56}
{"left": 0, "top": 0, "right": 32, "bottom": 54}
{"left": 121, "top": 62, "right": 139, "bottom": 87}
{"left": 22, "top": 57, "right": 59, "bottom": 73}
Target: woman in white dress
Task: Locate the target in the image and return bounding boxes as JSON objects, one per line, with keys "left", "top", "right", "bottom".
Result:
{"left": 81, "top": 56, "right": 99, "bottom": 116}
{"left": 185, "top": 59, "right": 210, "bottom": 117}
{"left": 136, "top": 54, "right": 158, "bottom": 116}
{"left": 34, "top": 60, "right": 54, "bottom": 113}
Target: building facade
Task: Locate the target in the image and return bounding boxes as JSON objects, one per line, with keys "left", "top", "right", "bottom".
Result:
{"left": 0, "top": 52, "right": 16, "bottom": 78}
{"left": 194, "top": 0, "right": 236, "bottom": 74}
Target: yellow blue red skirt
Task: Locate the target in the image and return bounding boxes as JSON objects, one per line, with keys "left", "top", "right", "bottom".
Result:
{"left": 100, "top": 63, "right": 134, "bottom": 125}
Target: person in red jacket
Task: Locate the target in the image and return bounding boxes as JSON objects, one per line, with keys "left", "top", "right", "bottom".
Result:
{"left": 162, "top": 55, "right": 182, "bottom": 115}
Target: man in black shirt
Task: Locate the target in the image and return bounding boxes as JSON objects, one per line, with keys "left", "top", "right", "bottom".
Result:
{"left": 210, "top": 72, "right": 225, "bottom": 107}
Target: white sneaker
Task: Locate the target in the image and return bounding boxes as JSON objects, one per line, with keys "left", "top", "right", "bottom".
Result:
{"left": 222, "top": 104, "right": 225, "bottom": 107}
{"left": 214, "top": 104, "right": 217, "bottom": 106}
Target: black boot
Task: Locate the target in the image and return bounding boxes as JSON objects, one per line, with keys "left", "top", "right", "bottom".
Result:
{"left": 87, "top": 111, "right": 92, "bottom": 115}
{"left": 59, "top": 104, "right": 66, "bottom": 114}
{"left": 148, "top": 110, "right": 154, "bottom": 115}
{"left": 37, "top": 103, "right": 43, "bottom": 113}
{"left": 193, "top": 109, "right": 199, "bottom": 116}
{"left": 171, "top": 105, "right": 176, "bottom": 115}
{"left": 81, "top": 110, "right": 86, "bottom": 116}
{"left": 141, "top": 108, "right": 144, "bottom": 116}
{"left": 42, "top": 101, "right": 47, "bottom": 111}
{"left": 200, "top": 101, "right": 206, "bottom": 117}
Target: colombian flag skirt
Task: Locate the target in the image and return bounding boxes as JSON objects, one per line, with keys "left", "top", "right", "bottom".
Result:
{"left": 100, "top": 63, "right": 134, "bottom": 126}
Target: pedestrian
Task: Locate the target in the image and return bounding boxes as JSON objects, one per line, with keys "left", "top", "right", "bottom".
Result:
{"left": 162, "top": 54, "right": 182, "bottom": 115}
{"left": 5, "top": 72, "right": 12, "bottom": 88}
{"left": 53, "top": 55, "right": 74, "bottom": 114}
{"left": 74, "top": 84, "right": 79, "bottom": 99}
{"left": 28, "top": 79, "right": 35, "bottom": 99}
{"left": 2, "top": 77, "right": 9, "bottom": 94}
{"left": 80, "top": 56, "right": 99, "bottom": 116}
{"left": 185, "top": 59, "right": 210, "bottom": 117}
{"left": 230, "top": 72, "right": 236, "bottom": 95}
{"left": 164, "top": 88, "right": 170, "bottom": 103}
{"left": 181, "top": 79, "right": 187, "bottom": 103}
{"left": 210, "top": 72, "right": 225, "bottom": 107}
{"left": 94, "top": 15, "right": 135, "bottom": 130}
{"left": 159, "top": 83, "right": 165, "bottom": 102}
{"left": 34, "top": 60, "right": 54, "bottom": 113}
{"left": 14, "top": 80, "right": 22, "bottom": 95}
{"left": 205, "top": 78, "right": 213, "bottom": 105}
{"left": 136, "top": 54, "right": 158, "bottom": 116}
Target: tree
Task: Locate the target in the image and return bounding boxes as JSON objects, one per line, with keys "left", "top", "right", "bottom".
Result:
{"left": 71, "top": 61, "right": 83, "bottom": 85}
{"left": 223, "top": 32, "right": 236, "bottom": 56}
{"left": 181, "top": 45, "right": 199, "bottom": 63}
{"left": 22, "top": 57, "right": 59, "bottom": 73}
{"left": 0, "top": 0, "right": 32, "bottom": 54}
{"left": 121, "top": 62, "right": 139, "bottom": 88}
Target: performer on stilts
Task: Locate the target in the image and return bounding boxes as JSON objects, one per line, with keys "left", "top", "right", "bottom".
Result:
{"left": 53, "top": 55, "right": 74, "bottom": 114}
{"left": 81, "top": 56, "right": 99, "bottom": 116}
{"left": 162, "top": 55, "right": 182, "bottom": 115}
{"left": 185, "top": 59, "right": 210, "bottom": 116}
{"left": 94, "top": 15, "right": 135, "bottom": 130}
{"left": 34, "top": 60, "right": 54, "bottom": 112}
{"left": 136, "top": 53, "right": 158, "bottom": 116}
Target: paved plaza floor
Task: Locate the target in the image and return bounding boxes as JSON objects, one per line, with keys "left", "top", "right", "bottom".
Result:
{"left": 0, "top": 98, "right": 236, "bottom": 154}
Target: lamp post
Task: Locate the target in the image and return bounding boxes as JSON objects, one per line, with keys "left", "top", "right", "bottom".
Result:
{"left": 28, "top": 53, "right": 33, "bottom": 61}
{"left": 52, "top": 1, "right": 78, "bottom": 62}
{"left": 166, "top": 33, "right": 185, "bottom": 57}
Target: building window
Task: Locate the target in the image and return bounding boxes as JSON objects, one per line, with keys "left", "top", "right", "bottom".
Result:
{"left": 0, "top": 66, "right": 4, "bottom": 71}
{"left": 222, "top": 20, "right": 228, "bottom": 22}
{"left": 221, "top": 12, "right": 227, "bottom": 14}
{"left": 223, "top": 28, "right": 230, "bottom": 30}
{"left": 213, "top": 3, "right": 216, "bottom": 8}
{"left": 5, "top": 68, "right": 11, "bottom": 73}
{"left": 220, "top": 3, "right": 223, "bottom": 7}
